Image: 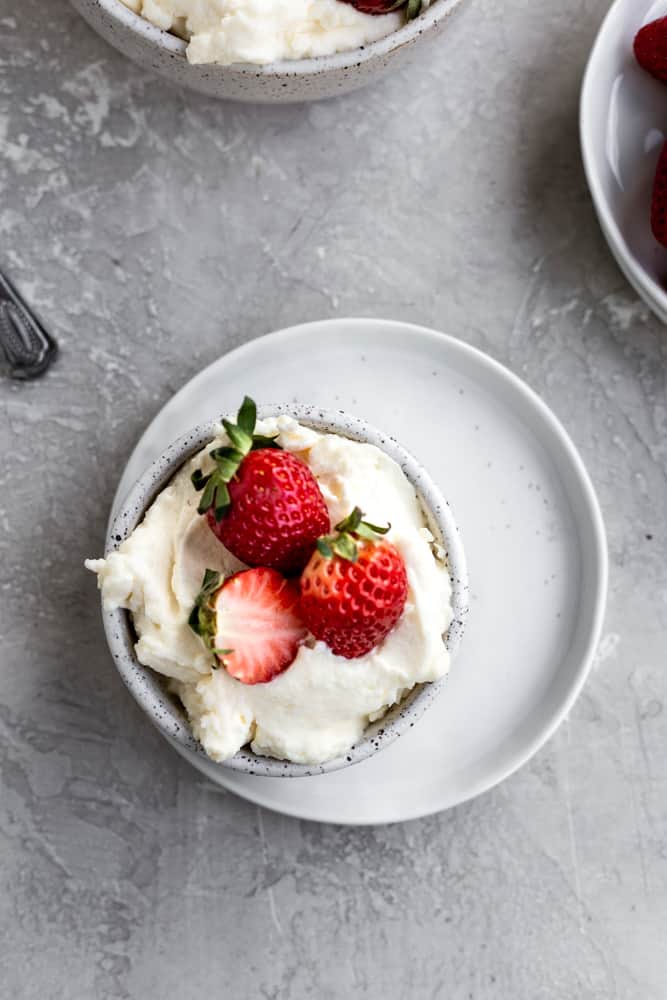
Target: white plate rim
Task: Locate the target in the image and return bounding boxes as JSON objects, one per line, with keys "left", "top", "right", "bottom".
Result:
{"left": 112, "top": 317, "right": 609, "bottom": 825}
{"left": 580, "top": 0, "right": 667, "bottom": 324}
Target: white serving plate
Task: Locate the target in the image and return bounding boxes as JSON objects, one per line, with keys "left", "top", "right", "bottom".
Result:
{"left": 581, "top": 0, "right": 667, "bottom": 323}
{"left": 111, "top": 318, "right": 607, "bottom": 825}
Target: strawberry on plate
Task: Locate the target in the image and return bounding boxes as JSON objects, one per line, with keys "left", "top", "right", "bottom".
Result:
{"left": 189, "top": 566, "right": 307, "bottom": 684}
{"left": 300, "top": 507, "right": 408, "bottom": 659}
{"left": 192, "top": 396, "right": 330, "bottom": 574}
{"left": 634, "top": 16, "right": 667, "bottom": 84}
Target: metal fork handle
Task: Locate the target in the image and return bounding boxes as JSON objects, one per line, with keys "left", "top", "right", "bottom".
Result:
{"left": 0, "top": 268, "right": 58, "bottom": 380}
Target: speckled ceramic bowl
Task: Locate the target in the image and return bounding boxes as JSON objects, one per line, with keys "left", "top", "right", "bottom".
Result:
{"left": 100, "top": 404, "right": 468, "bottom": 776}
{"left": 70, "top": 0, "right": 466, "bottom": 102}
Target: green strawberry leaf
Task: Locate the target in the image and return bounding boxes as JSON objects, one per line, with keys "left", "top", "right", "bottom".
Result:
{"left": 188, "top": 604, "right": 202, "bottom": 632}
{"left": 188, "top": 569, "right": 224, "bottom": 666}
{"left": 354, "top": 522, "right": 379, "bottom": 541}
{"left": 316, "top": 507, "right": 391, "bottom": 563}
{"left": 355, "top": 520, "right": 391, "bottom": 540}
{"left": 316, "top": 538, "right": 334, "bottom": 558}
{"left": 335, "top": 507, "right": 363, "bottom": 534}
{"left": 213, "top": 482, "right": 231, "bottom": 521}
{"left": 222, "top": 419, "right": 253, "bottom": 455}
{"left": 333, "top": 534, "right": 358, "bottom": 562}
{"left": 236, "top": 396, "right": 256, "bottom": 436}
{"left": 191, "top": 396, "right": 284, "bottom": 518}
{"left": 363, "top": 520, "right": 390, "bottom": 535}
{"left": 191, "top": 469, "right": 209, "bottom": 492}
{"left": 198, "top": 476, "right": 217, "bottom": 515}
{"left": 200, "top": 568, "right": 221, "bottom": 595}
{"left": 208, "top": 447, "right": 245, "bottom": 479}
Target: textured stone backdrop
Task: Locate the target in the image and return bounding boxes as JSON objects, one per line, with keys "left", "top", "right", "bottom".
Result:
{"left": 1, "top": 1, "right": 665, "bottom": 997}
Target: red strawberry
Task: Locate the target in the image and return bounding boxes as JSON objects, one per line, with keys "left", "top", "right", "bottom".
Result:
{"left": 192, "top": 397, "right": 330, "bottom": 574}
{"left": 634, "top": 17, "right": 667, "bottom": 84}
{"left": 189, "top": 567, "right": 307, "bottom": 684}
{"left": 299, "top": 507, "right": 408, "bottom": 659}
{"left": 652, "top": 141, "right": 667, "bottom": 247}
{"left": 207, "top": 450, "right": 330, "bottom": 573}
{"left": 339, "top": 0, "right": 423, "bottom": 16}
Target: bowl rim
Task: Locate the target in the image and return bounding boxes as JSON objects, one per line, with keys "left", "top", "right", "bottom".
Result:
{"left": 579, "top": 0, "right": 667, "bottom": 324}
{"left": 92, "top": 0, "right": 465, "bottom": 76}
{"left": 100, "top": 403, "right": 469, "bottom": 778}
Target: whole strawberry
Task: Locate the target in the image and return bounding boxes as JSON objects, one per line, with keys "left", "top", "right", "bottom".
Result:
{"left": 192, "top": 397, "right": 330, "bottom": 573}
{"left": 189, "top": 566, "right": 307, "bottom": 684}
{"left": 300, "top": 507, "right": 408, "bottom": 659}
{"left": 634, "top": 17, "right": 667, "bottom": 83}
{"left": 652, "top": 142, "right": 667, "bottom": 248}
{"left": 339, "top": 0, "right": 424, "bottom": 17}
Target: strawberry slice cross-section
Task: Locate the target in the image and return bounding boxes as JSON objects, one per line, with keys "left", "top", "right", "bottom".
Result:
{"left": 189, "top": 567, "right": 307, "bottom": 685}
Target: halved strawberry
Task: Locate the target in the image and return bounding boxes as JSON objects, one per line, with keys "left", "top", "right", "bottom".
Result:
{"left": 193, "top": 396, "right": 330, "bottom": 574}
{"left": 300, "top": 507, "right": 408, "bottom": 659}
{"left": 189, "top": 567, "right": 307, "bottom": 684}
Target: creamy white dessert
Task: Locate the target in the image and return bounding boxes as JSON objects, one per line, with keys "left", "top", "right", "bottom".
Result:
{"left": 118, "top": 0, "right": 403, "bottom": 66}
{"left": 87, "top": 416, "right": 452, "bottom": 765}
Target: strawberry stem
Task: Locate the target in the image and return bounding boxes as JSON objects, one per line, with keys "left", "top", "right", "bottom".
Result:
{"left": 188, "top": 568, "right": 222, "bottom": 652}
{"left": 189, "top": 572, "right": 237, "bottom": 669}
{"left": 191, "top": 396, "right": 281, "bottom": 520}
{"left": 316, "top": 506, "right": 391, "bottom": 563}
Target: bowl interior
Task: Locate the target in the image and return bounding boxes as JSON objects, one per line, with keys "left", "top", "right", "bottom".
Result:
{"left": 581, "top": 0, "right": 667, "bottom": 320}
{"left": 103, "top": 406, "right": 468, "bottom": 777}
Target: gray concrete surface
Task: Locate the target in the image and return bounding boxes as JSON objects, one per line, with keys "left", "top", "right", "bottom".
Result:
{"left": 1, "top": 0, "right": 666, "bottom": 997}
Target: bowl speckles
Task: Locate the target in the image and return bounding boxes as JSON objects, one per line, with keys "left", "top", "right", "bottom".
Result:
{"left": 69, "top": 0, "right": 467, "bottom": 102}
{"left": 101, "top": 404, "right": 469, "bottom": 777}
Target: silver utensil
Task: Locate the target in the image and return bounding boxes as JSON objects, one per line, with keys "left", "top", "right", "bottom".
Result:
{"left": 0, "top": 268, "right": 58, "bottom": 379}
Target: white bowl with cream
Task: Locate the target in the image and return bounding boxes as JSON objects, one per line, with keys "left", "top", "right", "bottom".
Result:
{"left": 70, "top": 0, "right": 467, "bottom": 102}
{"left": 91, "top": 404, "right": 468, "bottom": 777}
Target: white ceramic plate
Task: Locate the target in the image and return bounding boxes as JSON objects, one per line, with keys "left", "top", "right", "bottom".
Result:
{"left": 112, "top": 318, "right": 607, "bottom": 825}
{"left": 581, "top": 0, "right": 667, "bottom": 323}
